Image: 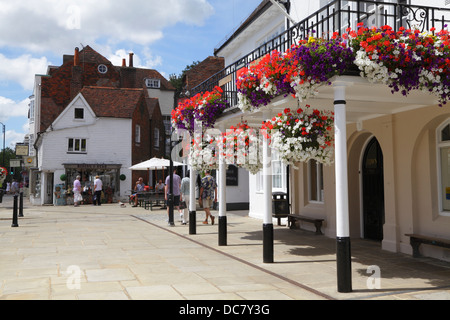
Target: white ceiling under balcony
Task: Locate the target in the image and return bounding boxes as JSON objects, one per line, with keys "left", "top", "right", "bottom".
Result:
{"left": 217, "top": 75, "right": 441, "bottom": 128}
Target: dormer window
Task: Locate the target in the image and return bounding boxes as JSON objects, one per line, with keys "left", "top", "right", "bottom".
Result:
{"left": 145, "top": 78, "right": 160, "bottom": 89}
{"left": 74, "top": 108, "right": 84, "bottom": 119}
{"left": 98, "top": 64, "right": 108, "bottom": 74}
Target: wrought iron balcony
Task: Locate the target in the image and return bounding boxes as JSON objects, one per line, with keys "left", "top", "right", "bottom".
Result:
{"left": 191, "top": 0, "right": 450, "bottom": 109}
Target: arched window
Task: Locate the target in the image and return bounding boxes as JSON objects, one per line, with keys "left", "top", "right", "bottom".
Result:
{"left": 437, "top": 121, "right": 450, "bottom": 216}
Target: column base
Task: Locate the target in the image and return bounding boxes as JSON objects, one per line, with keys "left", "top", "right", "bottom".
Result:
{"left": 263, "top": 223, "right": 274, "bottom": 263}
{"left": 218, "top": 216, "right": 227, "bottom": 246}
{"left": 189, "top": 211, "right": 196, "bottom": 235}
{"left": 336, "top": 237, "right": 352, "bottom": 293}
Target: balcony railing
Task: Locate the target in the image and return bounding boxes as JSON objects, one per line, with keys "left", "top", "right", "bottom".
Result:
{"left": 191, "top": 0, "right": 450, "bottom": 109}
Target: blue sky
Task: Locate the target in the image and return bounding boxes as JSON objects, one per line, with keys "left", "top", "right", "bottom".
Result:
{"left": 0, "top": 0, "right": 262, "bottom": 149}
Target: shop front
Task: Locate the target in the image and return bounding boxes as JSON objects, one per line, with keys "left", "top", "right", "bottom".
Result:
{"left": 63, "top": 163, "right": 122, "bottom": 205}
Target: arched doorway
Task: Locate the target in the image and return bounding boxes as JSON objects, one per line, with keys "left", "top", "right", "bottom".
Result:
{"left": 362, "top": 137, "right": 385, "bottom": 241}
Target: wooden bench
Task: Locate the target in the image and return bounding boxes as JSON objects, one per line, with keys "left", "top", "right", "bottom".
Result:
{"left": 405, "top": 234, "right": 450, "bottom": 258}
{"left": 288, "top": 214, "right": 324, "bottom": 235}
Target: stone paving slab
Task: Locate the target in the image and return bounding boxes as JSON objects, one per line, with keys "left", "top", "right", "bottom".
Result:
{"left": 1, "top": 194, "right": 450, "bottom": 302}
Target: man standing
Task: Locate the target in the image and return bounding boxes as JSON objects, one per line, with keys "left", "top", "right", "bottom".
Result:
{"left": 93, "top": 175, "right": 103, "bottom": 206}
{"left": 165, "top": 167, "right": 182, "bottom": 225}
{"left": 199, "top": 170, "right": 217, "bottom": 225}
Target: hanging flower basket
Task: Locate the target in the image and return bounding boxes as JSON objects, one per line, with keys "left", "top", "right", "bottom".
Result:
{"left": 188, "top": 133, "right": 220, "bottom": 172}
{"left": 223, "top": 122, "right": 263, "bottom": 174}
{"left": 261, "top": 105, "right": 334, "bottom": 166}
{"left": 172, "top": 86, "right": 229, "bottom": 134}
{"left": 349, "top": 24, "right": 450, "bottom": 106}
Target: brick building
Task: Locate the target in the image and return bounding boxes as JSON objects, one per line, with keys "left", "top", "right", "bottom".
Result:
{"left": 28, "top": 46, "right": 175, "bottom": 205}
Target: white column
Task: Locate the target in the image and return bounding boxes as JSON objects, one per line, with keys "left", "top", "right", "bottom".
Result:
{"left": 334, "top": 85, "right": 350, "bottom": 238}
{"left": 218, "top": 125, "right": 227, "bottom": 246}
{"left": 334, "top": 83, "right": 352, "bottom": 293}
{"left": 262, "top": 111, "right": 273, "bottom": 263}
{"left": 263, "top": 132, "right": 272, "bottom": 225}
{"left": 189, "top": 168, "right": 196, "bottom": 212}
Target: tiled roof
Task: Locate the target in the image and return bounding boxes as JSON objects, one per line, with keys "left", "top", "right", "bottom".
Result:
{"left": 80, "top": 87, "right": 144, "bottom": 118}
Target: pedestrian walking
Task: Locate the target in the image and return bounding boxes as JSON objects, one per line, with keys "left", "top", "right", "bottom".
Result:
{"left": 93, "top": 175, "right": 103, "bottom": 206}
{"left": 73, "top": 176, "right": 82, "bottom": 207}
{"left": 180, "top": 171, "right": 190, "bottom": 225}
{"left": 199, "top": 170, "right": 217, "bottom": 225}
{"left": 164, "top": 167, "right": 182, "bottom": 225}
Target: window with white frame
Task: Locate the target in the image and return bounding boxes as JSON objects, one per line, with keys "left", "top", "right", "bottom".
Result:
{"left": 135, "top": 125, "right": 141, "bottom": 144}
{"left": 145, "top": 78, "right": 161, "bottom": 89}
{"left": 308, "top": 159, "right": 324, "bottom": 203}
{"left": 255, "top": 151, "right": 287, "bottom": 192}
{"left": 68, "top": 138, "right": 87, "bottom": 153}
{"left": 437, "top": 121, "right": 450, "bottom": 215}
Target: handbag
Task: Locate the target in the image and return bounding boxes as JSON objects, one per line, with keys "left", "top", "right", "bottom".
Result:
{"left": 179, "top": 201, "right": 186, "bottom": 210}
{"left": 213, "top": 201, "right": 219, "bottom": 210}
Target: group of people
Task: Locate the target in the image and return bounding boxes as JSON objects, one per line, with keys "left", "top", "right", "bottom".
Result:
{"left": 164, "top": 167, "right": 217, "bottom": 226}
{"left": 130, "top": 168, "right": 218, "bottom": 226}
{"left": 72, "top": 169, "right": 218, "bottom": 226}
{"left": 4, "top": 180, "right": 21, "bottom": 194}
{"left": 73, "top": 175, "right": 103, "bottom": 207}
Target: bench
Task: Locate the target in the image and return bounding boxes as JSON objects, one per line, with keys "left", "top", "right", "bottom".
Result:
{"left": 405, "top": 234, "right": 450, "bottom": 258}
{"left": 288, "top": 214, "right": 324, "bottom": 235}
{"left": 144, "top": 193, "right": 165, "bottom": 210}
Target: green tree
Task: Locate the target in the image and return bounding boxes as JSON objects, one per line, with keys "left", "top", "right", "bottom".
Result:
{"left": 0, "top": 147, "right": 23, "bottom": 182}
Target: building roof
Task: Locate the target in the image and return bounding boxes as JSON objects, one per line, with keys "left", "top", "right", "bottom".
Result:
{"left": 80, "top": 87, "right": 144, "bottom": 118}
{"left": 38, "top": 45, "right": 171, "bottom": 131}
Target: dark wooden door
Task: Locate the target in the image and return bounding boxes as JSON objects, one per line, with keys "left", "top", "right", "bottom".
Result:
{"left": 362, "top": 138, "right": 385, "bottom": 241}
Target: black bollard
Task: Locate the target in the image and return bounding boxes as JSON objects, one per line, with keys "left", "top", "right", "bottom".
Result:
{"left": 11, "top": 194, "right": 18, "bottom": 227}
{"left": 189, "top": 210, "right": 196, "bottom": 235}
{"left": 218, "top": 216, "right": 227, "bottom": 246}
{"left": 19, "top": 192, "right": 24, "bottom": 217}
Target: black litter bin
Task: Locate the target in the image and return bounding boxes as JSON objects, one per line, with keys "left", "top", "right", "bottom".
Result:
{"left": 0, "top": 189, "right": 3, "bottom": 203}
{"left": 272, "top": 192, "right": 289, "bottom": 225}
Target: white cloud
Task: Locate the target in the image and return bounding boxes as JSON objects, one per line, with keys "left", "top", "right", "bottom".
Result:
{"left": 0, "top": 96, "right": 30, "bottom": 146}
{"left": 0, "top": 0, "right": 215, "bottom": 52}
{"left": 106, "top": 48, "right": 162, "bottom": 69}
{"left": 0, "top": 54, "right": 49, "bottom": 91}
{"left": 0, "top": 96, "right": 30, "bottom": 122}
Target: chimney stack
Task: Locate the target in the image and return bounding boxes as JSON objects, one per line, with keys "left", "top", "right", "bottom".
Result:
{"left": 74, "top": 47, "right": 80, "bottom": 67}
{"left": 129, "top": 53, "right": 134, "bottom": 68}
{"left": 122, "top": 58, "right": 126, "bottom": 67}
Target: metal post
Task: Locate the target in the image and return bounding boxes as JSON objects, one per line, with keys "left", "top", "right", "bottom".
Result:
{"left": 19, "top": 191, "right": 24, "bottom": 217}
{"left": 168, "top": 159, "right": 174, "bottom": 226}
{"left": 11, "top": 194, "right": 18, "bottom": 227}
{"left": 334, "top": 84, "right": 352, "bottom": 293}
{"left": 262, "top": 121, "right": 273, "bottom": 263}
{"left": 189, "top": 168, "right": 196, "bottom": 235}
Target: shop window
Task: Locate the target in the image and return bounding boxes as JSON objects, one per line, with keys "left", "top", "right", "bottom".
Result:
{"left": 68, "top": 138, "right": 87, "bottom": 153}
{"left": 437, "top": 122, "right": 450, "bottom": 215}
{"left": 308, "top": 159, "right": 324, "bottom": 203}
